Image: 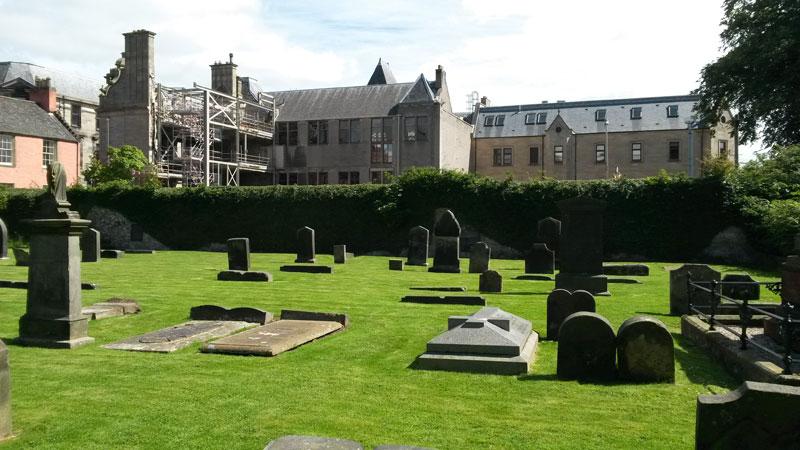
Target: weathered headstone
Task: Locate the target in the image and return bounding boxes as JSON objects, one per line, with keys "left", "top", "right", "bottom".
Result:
{"left": 80, "top": 228, "right": 100, "bottom": 263}
{"left": 0, "top": 218, "right": 7, "bottom": 260}
{"left": 546, "top": 289, "right": 596, "bottom": 340}
{"left": 616, "top": 316, "right": 674, "bottom": 383}
{"left": 428, "top": 210, "right": 461, "bottom": 273}
{"left": 18, "top": 162, "right": 94, "bottom": 349}
{"left": 720, "top": 273, "right": 760, "bottom": 300}
{"left": 536, "top": 216, "right": 561, "bottom": 255}
{"left": 603, "top": 264, "right": 649, "bottom": 276}
{"left": 389, "top": 259, "right": 404, "bottom": 271}
{"left": 101, "top": 249, "right": 123, "bottom": 259}
{"left": 556, "top": 311, "right": 616, "bottom": 380}
{"left": 333, "top": 245, "right": 347, "bottom": 264}
{"left": 695, "top": 382, "right": 800, "bottom": 450}
{"left": 554, "top": 198, "right": 609, "bottom": 295}
{"left": 407, "top": 226, "right": 429, "bottom": 266}
{"left": 0, "top": 340, "right": 10, "bottom": 441}
{"left": 468, "top": 242, "right": 490, "bottom": 273}
{"left": 415, "top": 307, "right": 538, "bottom": 374}
{"left": 226, "top": 238, "right": 250, "bottom": 271}
{"left": 479, "top": 270, "right": 502, "bottom": 293}
{"left": 12, "top": 248, "right": 28, "bottom": 267}
{"left": 264, "top": 435, "right": 364, "bottom": 450}
{"left": 669, "top": 264, "right": 721, "bottom": 315}
{"left": 295, "top": 226, "right": 316, "bottom": 263}
{"left": 524, "top": 243, "right": 554, "bottom": 274}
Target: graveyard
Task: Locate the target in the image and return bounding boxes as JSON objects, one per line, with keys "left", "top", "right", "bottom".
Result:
{"left": 0, "top": 246, "right": 785, "bottom": 449}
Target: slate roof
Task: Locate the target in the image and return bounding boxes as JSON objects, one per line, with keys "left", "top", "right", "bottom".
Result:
{"left": 270, "top": 83, "right": 415, "bottom": 121}
{"left": 0, "top": 61, "right": 100, "bottom": 105}
{"left": 0, "top": 96, "right": 78, "bottom": 142}
{"left": 475, "top": 95, "right": 701, "bottom": 138}
{"left": 367, "top": 59, "right": 397, "bottom": 85}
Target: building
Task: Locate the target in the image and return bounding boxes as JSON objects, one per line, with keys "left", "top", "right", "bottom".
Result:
{"left": 472, "top": 95, "right": 737, "bottom": 180}
{"left": 0, "top": 61, "right": 101, "bottom": 176}
{"left": 0, "top": 91, "right": 81, "bottom": 188}
{"left": 98, "top": 30, "right": 275, "bottom": 187}
{"left": 267, "top": 60, "right": 472, "bottom": 185}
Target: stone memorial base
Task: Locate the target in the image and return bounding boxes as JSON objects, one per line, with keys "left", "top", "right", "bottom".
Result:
{"left": 280, "top": 265, "right": 333, "bottom": 274}
{"left": 401, "top": 295, "right": 486, "bottom": 306}
{"left": 264, "top": 435, "right": 363, "bottom": 450}
{"left": 603, "top": 264, "right": 649, "bottom": 276}
{"left": 409, "top": 286, "right": 466, "bottom": 292}
{"left": 203, "top": 319, "right": 343, "bottom": 356}
{"left": 17, "top": 315, "right": 94, "bottom": 349}
{"left": 427, "top": 265, "right": 460, "bottom": 273}
{"left": 101, "top": 250, "right": 124, "bottom": 259}
{"left": 555, "top": 272, "right": 609, "bottom": 296}
{"left": 82, "top": 299, "right": 141, "bottom": 320}
{"left": 607, "top": 278, "right": 641, "bottom": 284}
{"left": 515, "top": 275, "right": 553, "bottom": 281}
{"left": 0, "top": 280, "right": 97, "bottom": 290}
{"left": 125, "top": 249, "right": 156, "bottom": 254}
{"left": 104, "top": 320, "right": 258, "bottom": 353}
{"left": 416, "top": 334, "right": 538, "bottom": 375}
{"left": 217, "top": 270, "right": 272, "bottom": 282}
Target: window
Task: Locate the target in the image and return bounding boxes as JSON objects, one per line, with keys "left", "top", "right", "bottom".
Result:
{"left": 502, "top": 148, "right": 512, "bottom": 165}
{"left": 338, "top": 171, "right": 360, "bottom": 185}
{"left": 595, "top": 144, "right": 606, "bottom": 163}
{"left": 350, "top": 171, "right": 360, "bottom": 184}
{"left": 630, "top": 107, "right": 642, "bottom": 120}
{"left": 308, "top": 172, "right": 318, "bottom": 185}
{"left": 404, "top": 116, "right": 429, "bottom": 142}
{"left": 276, "top": 122, "right": 298, "bottom": 145}
{"left": 492, "top": 148, "right": 512, "bottom": 166}
{"left": 666, "top": 105, "right": 679, "bottom": 118}
{"left": 0, "top": 135, "right": 12, "bottom": 165}
{"left": 668, "top": 141, "right": 680, "bottom": 161}
{"left": 632, "top": 142, "right": 642, "bottom": 162}
{"left": 370, "top": 117, "right": 393, "bottom": 164}
{"left": 494, "top": 115, "right": 505, "bottom": 126}
{"left": 288, "top": 173, "right": 298, "bottom": 185}
{"left": 484, "top": 115, "right": 495, "bottom": 126}
{"left": 370, "top": 170, "right": 394, "bottom": 184}
{"left": 71, "top": 104, "right": 81, "bottom": 128}
{"left": 42, "top": 140, "right": 56, "bottom": 167}
{"left": 595, "top": 109, "right": 607, "bottom": 122}
{"left": 529, "top": 147, "right": 539, "bottom": 166}
{"left": 718, "top": 140, "right": 728, "bottom": 157}
{"left": 554, "top": 145, "right": 564, "bottom": 164}
{"left": 339, "top": 119, "right": 360, "bottom": 144}
{"left": 525, "top": 113, "right": 536, "bottom": 125}
{"left": 536, "top": 112, "right": 547, "bottom": 124}
{"left": 308, "top": 120, "right": 328, "bottom": 145}
{"left": 278, "top": 172, "right": 287, "bottom": 185}
{"left": 319, "top": 172, "right": 328, "bottom": 185}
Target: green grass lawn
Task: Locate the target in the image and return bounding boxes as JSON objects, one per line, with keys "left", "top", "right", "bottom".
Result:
{"left": 0, "top": 252, "right": 781, "bottom": 450}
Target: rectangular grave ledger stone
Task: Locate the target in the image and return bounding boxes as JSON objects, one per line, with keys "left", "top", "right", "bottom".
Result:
{"left": 280, "top": 265, "right": 333, "bottom": 274}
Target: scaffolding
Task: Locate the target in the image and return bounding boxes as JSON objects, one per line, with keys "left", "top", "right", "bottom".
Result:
{"left": 154, "top": 83, "right": 274, "bottom": 186}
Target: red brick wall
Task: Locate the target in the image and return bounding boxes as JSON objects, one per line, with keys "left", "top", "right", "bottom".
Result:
{"left": 0, "top": 135, "right": 80, "bottom": 188}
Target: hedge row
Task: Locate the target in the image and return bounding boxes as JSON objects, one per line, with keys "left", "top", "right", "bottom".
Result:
{"left": 0, "top": 169, "right": 791, "bottom": 261}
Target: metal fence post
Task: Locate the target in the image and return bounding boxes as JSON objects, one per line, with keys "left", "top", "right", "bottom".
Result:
{"left": 739, "top": 297, "right": 751, "bottom": 350}
{"left": 709, "top": 280, "right": 719, "bottom": 331}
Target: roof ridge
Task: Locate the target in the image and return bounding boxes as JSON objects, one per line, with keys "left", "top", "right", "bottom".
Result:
{"left": 271, "top": 82, "right": 414, "bottom": 95}
{"left": 481, "top": 95, "right": 699, "bottom": 113}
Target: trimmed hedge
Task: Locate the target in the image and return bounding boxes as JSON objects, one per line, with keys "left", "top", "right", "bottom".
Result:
{"left": 2, "top": 170, "right": 768, "bottom": 262}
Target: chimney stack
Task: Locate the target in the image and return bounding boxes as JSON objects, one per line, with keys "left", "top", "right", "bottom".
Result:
{"left": 211, "top": 54, "right": 238, "bottom": 97}
{"left": 30, "top": 77, "right": 57, "bottom": 113}
{"left": 435, "top": 65, "right": 445, "bottom": 92}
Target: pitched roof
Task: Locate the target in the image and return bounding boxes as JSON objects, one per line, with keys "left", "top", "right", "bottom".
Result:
{"left": 270, "top": 83, "right": 414, "bottom": 121}
{"left": 367, "top": 58, "right": 397, "bottom": 85}
{"left": 0, "top": 61, "right": 100, "bottom": 105}
{"left": 475, "top": 95, "right": 701, "bottom": 138}
{"left": 0, "top": 96, "right": 78, "bottom": 142}
{"left": 401, "top": 74, "right": 435, "bottom": 103}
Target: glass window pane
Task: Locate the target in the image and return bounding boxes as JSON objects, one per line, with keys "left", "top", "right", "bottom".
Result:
{"left": 339, "top": 120, "right": 349, "bottom": 144}
{"left": 417, "top": 116, "right": 428, "bottom": 142}
{"left": 405, "top": 117, "right": 416, "bottom": 142}
{"left": 502, "top": 148, "right": 512, "bottom": 165}
{"left": 350, "top": 171, "right": 360, "bottom": 184}
{"left": 383, "top": 118, "right": 393, "bottom": 143}
{"left": 495, "top": 115, "right": 505, "bottom": 126}
{"left": 350, "top": 120, "right": 360, "bottom": 143}
{"left": 484, "top": 116, "right": 494, "bottom": 126}
{"left": 338, "top": 171, "right": 348, "bottom": 184}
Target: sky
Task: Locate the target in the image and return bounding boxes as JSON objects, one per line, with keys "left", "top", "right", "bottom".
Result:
{"left": 0, "top": 0, "right": 762, "bottom": 161}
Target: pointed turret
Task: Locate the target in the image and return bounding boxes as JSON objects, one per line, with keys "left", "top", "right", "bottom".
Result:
{"left": 367, "top": 58, "right": 397, "bottom": 85}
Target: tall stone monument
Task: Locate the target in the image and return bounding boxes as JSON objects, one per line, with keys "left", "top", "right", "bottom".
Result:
{"left": 429, "top": 210, "right": 461, "bottom": 273}
{"left": 295, "top": 226, "right": 315, "bottom": 263}
{"left": 554, "top": 197, "right": 609, "bottom": 295}
{"left": 18, "top": 163, "right": 94, "bottom": 348}
{"left": 0, "top": 218, "right": 8, "bottom": 260}
{"left": 407, "top": 226, "right": 430, "bottom": 266}
{"left": 0, "top": 340, "right": 10, "bottom": 440}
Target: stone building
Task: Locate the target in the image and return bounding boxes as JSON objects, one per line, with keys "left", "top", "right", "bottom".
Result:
{"left": 0, "top": 94, "right": 81, "bottom": 187}
{"left": 267, "top": 60, "right": 472, "bottom": 185}
{"left": 472, "top": 96, "right": 737, "bottom": 180}
{"left": 0, "top": 61, "right": 100, "bottom": 176}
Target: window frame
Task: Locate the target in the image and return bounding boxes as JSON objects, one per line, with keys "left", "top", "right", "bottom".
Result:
{"left": 0, "top": 134, "right": 13, "bottom": 166}
{"left": 370, "top": 117, "right": 393, "bottom": 164}
{"left": 631, "top": 142, "right": 642, "bottom": 162}
{"left": 666, "top": 105, "right": 679, "bottom": 118}
{"left": 492, "top": 148, "right": 502, "bottom": 167}
{"left": 668, "top": 141, "right": 680, "bottom": 161}
{"left": 524, "top": 113, "right": 536, "bottom": 125}
{"left": 71, "top": 104, "right": 81, "bottom": 128}
{"left": 42, "top": 139, "right": 56, "bottom": 167}
{"left": 554, "top": 145, "right": 564, "bottom": 164}
{"left": 595, "top": 143, "right": 606, "bottom": 163}
{"left": 595, "top": 109, "right": 607, "bottom": 122}
{"left": 529, "top": 146, "right": 539, "bottom": 166}
{"left": 536, "top": 112, "right": 547, "bottom": 125}
{"left": 502, "top": 147, "right": 512, "bottom": 166}
{"left": 484, "top": 115, "right": 495, "bottom": 127}
{"left": 307, "top": 120, "right": 328, "bottom": 146}
{"left": 718, "top": 140, "right": 728, "bottom": 157}
{"left": 404, "top": 116, "right": 429, "bottom": 143}
{"left": 630, "top": 107, "right": 642, "bottom": 120}
{"left": 494, "top": 115, "right": 505, "bottom": 126}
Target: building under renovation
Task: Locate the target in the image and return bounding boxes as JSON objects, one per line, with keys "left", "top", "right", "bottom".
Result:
{"left": 98, "top": 30, "right": 275, "bottom": 186}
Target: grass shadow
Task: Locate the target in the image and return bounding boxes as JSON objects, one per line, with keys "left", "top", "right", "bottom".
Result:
{"left": 671, "top": 332, "right": 740, "bottom": 388}
{"left": 499, "top": 292, "right": 550, "bottom": 296}
{"left": 635, "top": 311, "right": 674, "bottom": 317}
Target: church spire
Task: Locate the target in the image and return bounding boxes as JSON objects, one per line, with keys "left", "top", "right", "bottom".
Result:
{"left": 367, "top": 58, "right": 396, "bottom": 85}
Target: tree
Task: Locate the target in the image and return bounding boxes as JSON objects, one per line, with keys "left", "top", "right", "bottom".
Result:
{"left": 83, "top": 145, "right": 159, "bottom": 187}
{"left": 694, "top": 0, "right": 800, "bottom": 146}
{"left": 730, "top": 143, "right": 800, "bottom": 198}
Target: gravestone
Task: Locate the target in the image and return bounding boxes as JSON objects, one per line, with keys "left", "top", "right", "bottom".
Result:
{"left": 546, "top": 289, "right": 596, "bottom": 340}
{"left": 524, "top": 243, "right": 554, "bottom": 274}
{"left": 280, "top": 265, "right": 332, "bottom": 274}
{"left": 101, "top": 249, "right": 123, "bottom": 259}
{"left": 468, "top": 242, "right": 490, "bottom": 273}
{"left": 536, "top": 216, "right": 561, "bottom": 256}
{"left": 333, "top": 245, "right": 347, "bottom": 264}
{"left": 389, "top": 260, "right": 404, "bottom": 271}
{"left": 12, "top": 248, "right": 28, "bottom": 267}
{"left": 401, "top": 295, "right": 486, "bottom": 306}
{"left": 226, "top": 238, "right": 250, "bottom": 271}
{"left": 669, "top": 264, "right": 721, "bottom": 315}
{"left": 0, "top": 218, "right": 7, "bottom": 260}
{"left": 554, "top": 198, "right": 609, "bottom": 295}
{"left": 407, "top": 226, "right": 429, "bottom": 266}
{"left": 479, "top": 270, "right": 502, "bottom": 293}
{"left": 82, "top": 299, "right": 141, "bottom": 320}
{"left": 616, "top": 316, "right": 674, "bottom": 382}
{"left": 780, "top": 255, "right": 800, "bottom": 306}
{"left": 415, "top": 306, "right": 538, "bottom": 374}
{"left": 428, "top": 210, "right": 461, "bottom": 273}
{"left": 81, "top": 228, "right": 100, "bottom": 263}
{"left": 603, "top": 264, "right": 649, "bottom": 276}
{"left": 264, "top": 435, "right": 364, "bottom": 450}
{"left": 556, "top": 311, "right": 616, "bottom": 380}
{"left": 0, "top": 340, "right": 10, "bottom": 440}
{"left": 695, "top": 382, "right": 800, "bottom": 450}
{"left": 720, "top": 273, "right": 760, "bottom": 300}
{"left": 295, "top": 226, "right": 316, "bottom": 263}
{"left": 409, "top": 286, "right": 466, "bottom": 292}
{"left": 18, "top": 162, "right": 94, "bottom": 349}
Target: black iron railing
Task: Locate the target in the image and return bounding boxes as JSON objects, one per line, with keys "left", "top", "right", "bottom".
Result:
{"left": 687, "top": 274, "right": 796, "bottom": 374}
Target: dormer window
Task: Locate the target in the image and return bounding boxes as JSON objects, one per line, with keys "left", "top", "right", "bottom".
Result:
{"left": 495, "top": 115, "right": 505, "bottom": 126}
{"left": 484, "top": 115, "right": 495, "bottom": 127}
{"left": 595, "top": 109, "right": 607, "bottom": 122}
{"left": 630, "top": 107, "right": 642, "bottom": 120}
{"left": 525, "top": 113, "right": 536, "bottom": 125}
{"left": 536, "top": 112, "right": 547, "bottom": 124}
{"left": 666, "top": 105, "right": 679, "bottom": 118}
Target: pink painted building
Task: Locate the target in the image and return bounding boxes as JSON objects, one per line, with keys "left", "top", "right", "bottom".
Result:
{"left": 0, "top": 86, "right": 80, "bottom": 188}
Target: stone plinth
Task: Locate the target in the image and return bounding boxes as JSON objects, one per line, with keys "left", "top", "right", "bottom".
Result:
{"left": 407, "top": 226, "right": 429, "bottom": 266}
{"left": 554, "top": 198, "right": 608, "bottom": 295}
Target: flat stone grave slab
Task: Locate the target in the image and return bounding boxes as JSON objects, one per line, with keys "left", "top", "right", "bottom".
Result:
{"left": 280, "top": 265, "right": 333, "bottom": 274}
{"left": 409, "top": 286, "right": 466, "bottom": 292}
{"left": 401, "top": 295, "right": 486, "bottom": 306}
{"left": 101, "top": 250, "right": 124, "bottom": 259}
{"left": 217, "top": 270, "right": 272, "bottom": 282}
{"left": 82, "top": 299, "right": 141, "bottom": 320}
{"left": 607, "top": 278, "right": 642, "bottom": 284}
{"left": 515, "top": 275, "right": 553, "bottom": 281}
{"left": 603, "top": 264, "right": 649, "bottom": 276}
{"left": 415, "top": 306, "right": 538, "bottom": 375}
{"left": 264, "top": 435, "right": 363, "bottom": 450}
{"left": 125, "top": 249, "right": 156, "bottom": 254}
